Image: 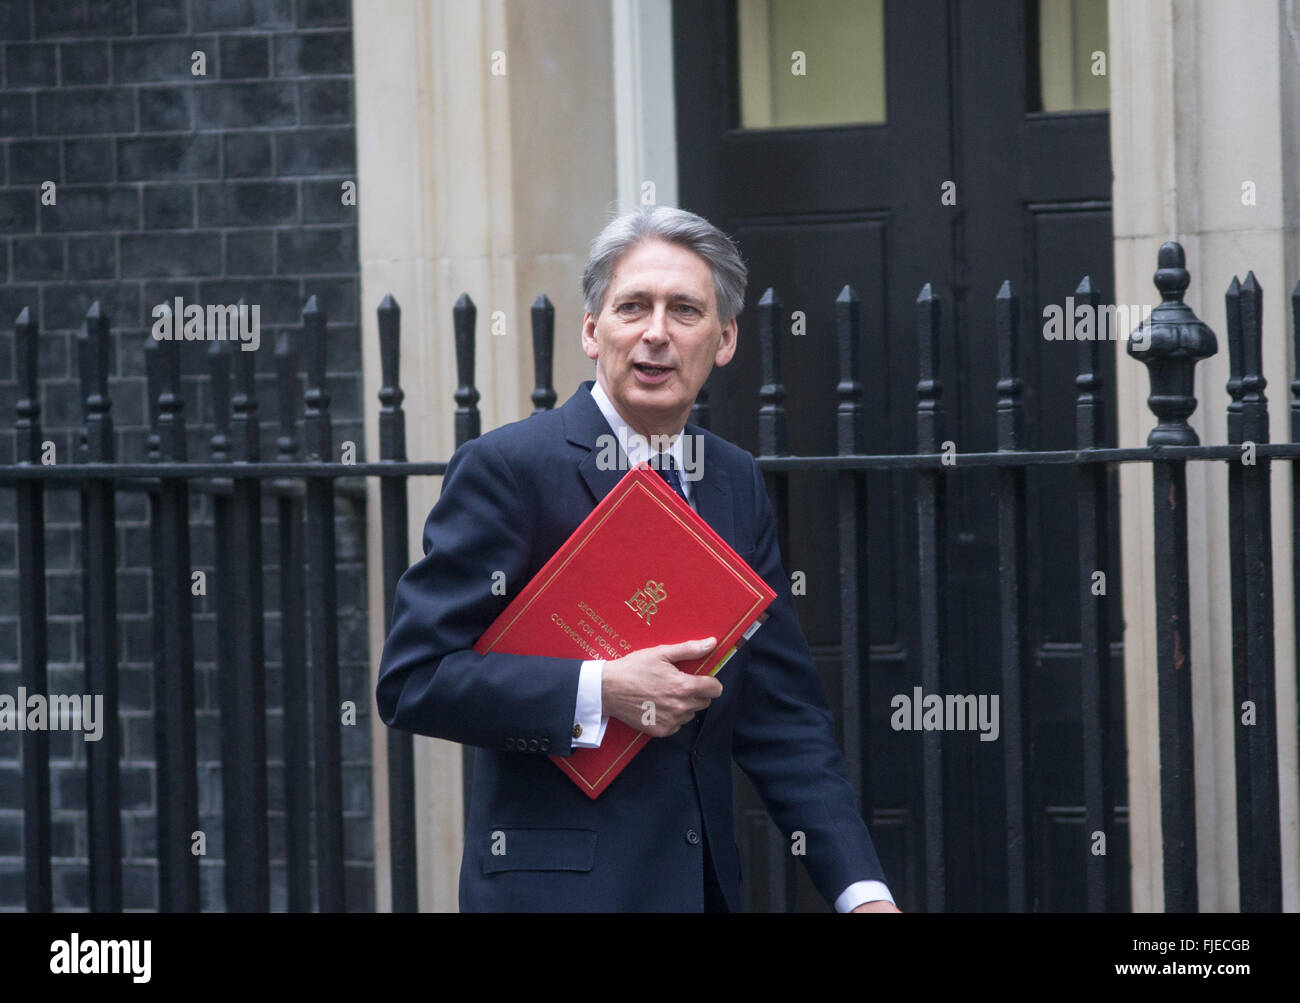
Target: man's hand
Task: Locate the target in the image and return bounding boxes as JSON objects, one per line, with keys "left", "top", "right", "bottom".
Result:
{"left": 601, "top": 637, "right": 722, "bottom": 737}
{"left": 852, "top": 900, "right": 902, "bottom": 913}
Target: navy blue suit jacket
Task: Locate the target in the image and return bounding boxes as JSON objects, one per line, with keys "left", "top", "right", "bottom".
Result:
{"left": 376, "top": 380, "right": 887, "bottom": 911}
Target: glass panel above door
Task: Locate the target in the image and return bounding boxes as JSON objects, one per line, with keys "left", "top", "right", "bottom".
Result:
{"left": 1033, "top": 0, "right": 1109, "bottom": 111}
{"left": 737, "top": 0, "right": 886, "bottom": 128}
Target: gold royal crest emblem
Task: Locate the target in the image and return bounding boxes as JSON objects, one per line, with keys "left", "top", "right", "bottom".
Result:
{"left": 625, "top": 580, "right": 668, "bottom": 624}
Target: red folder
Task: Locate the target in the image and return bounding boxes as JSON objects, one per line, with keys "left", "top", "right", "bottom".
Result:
{"left": 473, "top": 461, "right": 777, "bottom": 798}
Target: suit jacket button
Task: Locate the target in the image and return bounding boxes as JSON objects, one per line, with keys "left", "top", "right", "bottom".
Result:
{"left": 516, "top": 738, "right": 528, "bottom": 751}
{"left": 527, "top": 739, "right": 539, "bottom": 752}
{"left": 572, "top": 723, "right": 583, "bottom": 739}
{"left": 685, "top": 828, "right": 700, "bottom": 845}
{"left": 539, "top": 738, "right": 550, "bottom": 752}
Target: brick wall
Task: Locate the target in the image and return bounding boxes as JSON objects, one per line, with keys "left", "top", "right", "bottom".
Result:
{"left": 0, "top": 0, "right": 373, "bottom": 910}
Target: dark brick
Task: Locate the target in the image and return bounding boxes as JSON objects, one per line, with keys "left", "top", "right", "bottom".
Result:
{"left": 197, "top": 181, "right": 295, "bottom": 227}
{"left": 34, "top": 0, "right": 131, "bottom": 38}
{"left": 274, "top": 127, "right": 353, "bottom": 176}
{"left": 0, "top": 191, "right": 36, "bottom": 232}
{"left": 195, "top": 81, "right": 294, "bottom": 129}
{"left": 5, "top": 43, "right": 57, "bottom": 87}
{"left": 64, "top": 138, "right": 115, "bottom": 183}
{"left": 138, "top": 86, "right": 192, "bottom": 132}
{"left": 60, "top": 41, "right": 110, "bottom": 85}
{"left": 142, "top": 183, "right": 194, "bottom": 229}
{"left": 67, "top": 235, "right": 117, "bottom": 279}
{"left": 118, "top": 134, "right": 219, "bottom": 181}
{"left": 0, "top": 0, "right": 33, "bottom": 40}
{"left": 274, "top": 31, "right": 351, "bottom": 76}
{"left": 198, "top": 279, "right": 300, "bottom": 325}
{"left": 299, "top": 78, "right": 350, "bottom": 124}
{"left": 301, "top": 178, "right": 355, "bottom": 222}
{"left": 309, "top": 284, "right": 356, "bottom": 327}
{"left": 225, "top": 229, "right": 273, "bottom": 276}
{"left": 218, "top": 35, "right": 269, "bottom": 79}
{"left": 123, "top": 862, "right": 156, "bottom": 909}
{"left": 43, "top": 282, "right": 140, "bottom": 332}
{"left": 277, "top": 227, "right": 354, "bottom": 275}
{"left": 12, "top": 236, "right": 63, "bottom": 281}
{"left": 7, "top": 140, "right": 59, "bottom": 184}
{"left": 299, "top": 0, "right": 350, "bottom": 27}
{"left": 136, "top": 0, "right": 187, "bottom": 34}
{"left": 222, "top": 131, "right": 272, "bottom": 178}
{"left": 112, "top": 37, "right": 213, "bottom": 83}
{"left": 191, "top": 0, "right": 292, "bottom": 31}
{"left": 121, "top": 232, "right": 221, "bottom": 278}
{"left": 35, "top": 88, "right": 132, "bottom": 136}
{"left": 0, "top": 93, "right": 34, "bottom": 136}
{"left": 40, "top": 185, "right": 138, "bottom": 233}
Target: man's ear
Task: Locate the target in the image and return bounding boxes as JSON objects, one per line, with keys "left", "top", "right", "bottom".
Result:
{"left": 581, "top": 313, "right": 599, "bottom": 361}
{"left": 714, "top": 315, "right": 738, "bottom": 367}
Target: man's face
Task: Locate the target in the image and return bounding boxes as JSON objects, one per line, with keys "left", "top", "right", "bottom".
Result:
{"left": 582, "top": 238, "right": 737, "bottom": 437}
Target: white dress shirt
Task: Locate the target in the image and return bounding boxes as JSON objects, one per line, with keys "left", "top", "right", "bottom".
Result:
{"left": 569, "top": 378, "right": 895, "bottom": 911}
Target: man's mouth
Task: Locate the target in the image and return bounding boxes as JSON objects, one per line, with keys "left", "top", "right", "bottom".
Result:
{"left": 633, "top": 362, "right": 673, "bottom": 376}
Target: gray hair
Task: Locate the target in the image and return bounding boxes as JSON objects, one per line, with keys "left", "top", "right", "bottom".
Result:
{"left": 581, "top": 206, "right": 748, "bottom": 324}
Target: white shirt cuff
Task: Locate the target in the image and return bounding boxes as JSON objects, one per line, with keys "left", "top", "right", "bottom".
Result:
{"left": 573, "top": 659, "right": 608, "bottom": 748}
{"left": 835, "top": 881, "right": 896, "bottom": 912}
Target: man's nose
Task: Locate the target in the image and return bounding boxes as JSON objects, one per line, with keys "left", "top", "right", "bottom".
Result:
{"left": 642, "top": 305, "right": 669, "bottom": 342}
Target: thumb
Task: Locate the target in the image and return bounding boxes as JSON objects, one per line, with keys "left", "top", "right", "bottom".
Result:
{"left": 657, "top": 637, "right": 717, "bottom": 663}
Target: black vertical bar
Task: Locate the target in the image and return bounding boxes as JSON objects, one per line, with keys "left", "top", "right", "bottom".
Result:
{"left": 1225, "top": 273, "right": 1281, "bottom": 911}
{"left": 995, "top": 280, "right": 1032, "bottom": 912}
{"left": 147, "top": 319, "right": 201, "bottom": 912}
{"left": 15, "top": 308, "right": 52, "bottom": 912}
{"left": 453, "top": 293, "right": 480, "bottom": 823}
{"left": 225, "top": 314, "right": 269, "bottom": 911}
{"left": 78, "top": 301, "right": 122, "bottom": 912}
{"left": 1129, "top": 243, "right": 1216, "bottom": 912}
{"left": 1292, "top": 279, "right": 1300, "bottom": 848}
{"left": 274, "top": 333, "right": 312, "bottom": 912}
{"left": 1074, "top": 276, "right": 1115, "bottom": 913}
{"left": 834, "top": 286, "right": 870, "bottom": 811}
{"left": 530, "top": 294, "right": 556, "bottom": 414}
{"left": 914, "top": 283, "right": 947, "bottom": 914}
{"left": 208, "top": 340, "right": 237, "bottom": 909}
{"left": 756, "top": 286, "right": 794, "bottom": 911}
{"left": 378, "top": 294, "right": 418, "bottom": 912}
{"left": 302, "top": 296, "right": 346, "bottom": 910}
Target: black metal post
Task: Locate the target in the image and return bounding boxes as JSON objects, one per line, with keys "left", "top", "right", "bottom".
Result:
{"left": 914, "top": 283, "right": 947, "bottom": 914}
{"left": 453, "top": 293, "right": 481, "bottom": 822}
{"left": 1224, "top": 273, "right": 1280, "bottom": 911}
{"left": 995, "top": 280, "right": 1032, "bottom": 912}
{"left": 302, "top": 296, "right": 346, "bottom": 910}
{"left": 1127, "top": 242, "right": 1216, "bottom": 912}
{"left": 14, "top": 308, "right": 52, "bottom": 912}
{"left": 78, "top": 302, "right": 122, "bottom": 912}
{"left": 530, "top": 294, "right": 556, "bottom": 414}
{"left": 378, "top": 294, "right": 417, "bottom": 912}
{"left": 146, "top": 318, "right": 200, "bottom": 912}
{"left": 1073, "top": 275, "right": 1116, "bottom": 913}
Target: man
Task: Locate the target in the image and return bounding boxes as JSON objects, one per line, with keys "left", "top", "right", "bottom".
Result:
{"left": 377, "top": 206, "right": 898, "bottom": 912}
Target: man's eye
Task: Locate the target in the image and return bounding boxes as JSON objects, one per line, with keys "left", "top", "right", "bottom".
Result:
{"left": 676, "top": 304, "right": 699, "bottom": 315}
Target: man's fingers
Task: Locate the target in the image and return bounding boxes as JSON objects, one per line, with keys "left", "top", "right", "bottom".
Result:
{"left": 656, "top": 636, "right": 717, "bottom": 663}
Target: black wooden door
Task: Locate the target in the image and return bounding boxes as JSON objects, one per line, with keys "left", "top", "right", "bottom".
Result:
{"left": 674, "top": 0, "right": 1128, "bottom": 912}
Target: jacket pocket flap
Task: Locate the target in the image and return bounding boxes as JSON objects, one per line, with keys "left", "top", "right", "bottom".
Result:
{"left": 482, "top": 828, "right": 597, "bottom": 873}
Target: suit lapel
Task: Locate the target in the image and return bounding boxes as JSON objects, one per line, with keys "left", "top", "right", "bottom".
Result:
{"left": 564, "top": 380, "right": 736, "bottom": 550}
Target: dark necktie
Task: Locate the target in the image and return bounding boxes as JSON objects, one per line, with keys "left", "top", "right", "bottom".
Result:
{"left": 654, "top": 452, "right": 690, "bottom": 505}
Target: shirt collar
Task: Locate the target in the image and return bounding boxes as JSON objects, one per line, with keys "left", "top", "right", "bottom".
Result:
{"left": 589, "top": 377, "right": 690, "bottom": 502}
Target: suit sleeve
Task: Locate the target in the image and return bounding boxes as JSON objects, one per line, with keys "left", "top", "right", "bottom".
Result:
{"left": 730, "top": 456, "right": 889, "bottom": 903}
{"left": 375, "top": 435, "right": 585, "bottom": 756}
